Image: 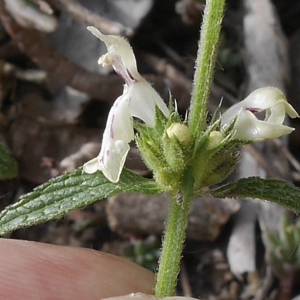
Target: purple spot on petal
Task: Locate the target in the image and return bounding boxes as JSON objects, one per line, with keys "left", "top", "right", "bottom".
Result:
{"left": 247, "top": 107, "right": 260, "bottom": 114}
{"left": 100, "top": 149, "right": 109, "bottom": 164}
{"left": 110, "top": 116, "right": 115, "bottom": 139}
{"left": 126, "top": 69, "right": 136, "bottom": 82}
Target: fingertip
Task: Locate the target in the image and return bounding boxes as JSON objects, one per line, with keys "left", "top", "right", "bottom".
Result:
{"left": 0, "top": 239, "right": 155, "bottom": 300}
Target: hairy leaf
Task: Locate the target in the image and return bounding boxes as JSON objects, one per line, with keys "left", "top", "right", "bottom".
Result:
{"left": 0, "top": 168, "right": 163, "bottom": 235}
{"left": 211, "top": 177, "right": 300, "bottom": 212}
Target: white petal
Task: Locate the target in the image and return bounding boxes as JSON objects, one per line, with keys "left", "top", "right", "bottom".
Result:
{"left": 87, "top": 26, "right": 141, "bottom": 82}
{"left": 284, "top": 101, "right": 299, "bottom": 119}
{"left": 83, "top": 157, "right": 99, "bottom": 174}
{"left": 129, "top": 81, "right": 170, "bottom": 126}
{"left": 105, "top": 90, "right": 135, "bottom": 142}
{"left": 97, "top": 91, "right": 134, "bottom": 182}
{"left": 265, "top": 101, "right": 286, "bottom": 124}
{"left": 98, "top": 139, "right": 130, "bottom": 182}
{"left": 232, "top": 110, "right": 294, "bottom": 141}
{"left": 240, "top": 87, "right": 285, "bottom": 110}
{"left": 221, "top": 105, "right": 242, "bottom": 125}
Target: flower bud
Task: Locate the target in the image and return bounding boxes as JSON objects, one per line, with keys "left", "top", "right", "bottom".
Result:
{"left": 166, "top": 123, "right": 192, "bottom": 147}
{"left": 207, "top": 131, "right": 224, "bottom": 150}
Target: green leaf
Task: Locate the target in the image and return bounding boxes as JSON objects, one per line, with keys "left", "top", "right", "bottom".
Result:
{"left": 0, "top": 168, "right": 163, "bottom": 235}
{"left": 211, "top": 177, "right": 300, "bottom": 212}
{"left": 0, "top": 143, "right": 18, "bottom": 180}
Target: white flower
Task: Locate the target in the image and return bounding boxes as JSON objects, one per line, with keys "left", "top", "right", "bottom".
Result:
{"left": 221, "top": 87, "right": 299, "bottom": 141}
{"left": 83, "top": 27, "right": 170, "bottom": 182}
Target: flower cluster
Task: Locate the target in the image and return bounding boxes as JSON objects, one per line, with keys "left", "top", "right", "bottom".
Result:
{"left": 83, "top": 27, "right": 299, "bottom": 184}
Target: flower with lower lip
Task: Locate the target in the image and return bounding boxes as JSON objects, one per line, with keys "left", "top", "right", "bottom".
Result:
{"left": 221, "top": 87, "right": 299, "bottom": 141}
{"left": 83, "top": 27, "right": 170, "bottom": 183}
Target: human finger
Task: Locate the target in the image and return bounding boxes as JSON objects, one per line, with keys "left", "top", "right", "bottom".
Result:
{"left": 0, "top": 238, "right": 155, "bottom": 300}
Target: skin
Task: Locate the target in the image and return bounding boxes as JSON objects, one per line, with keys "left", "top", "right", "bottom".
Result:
{"left": 0, "top": 239, "right": 155, "bottom": 300}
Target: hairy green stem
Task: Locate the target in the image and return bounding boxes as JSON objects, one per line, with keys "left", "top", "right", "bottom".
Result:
{"left": 155, "top": 193, "right": 192, "bottom": 297}
{"left": 155, "top": 1, "right": 226, "bottom": 296}
{"left": 188, "top": 0, "right": 226, "bottom": 134}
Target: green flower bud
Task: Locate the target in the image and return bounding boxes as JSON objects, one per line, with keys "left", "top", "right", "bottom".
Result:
{"left": 166, "top": 123, "right": 192, "bottom": 147}
{"left": 207, "top": 131, "right": 224, "bottom": 149}
{"left": 135, "top": 114, "right": 190, "bottom": 191}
